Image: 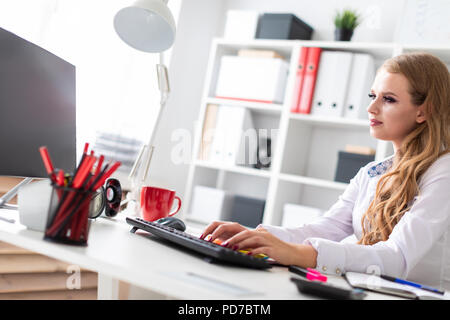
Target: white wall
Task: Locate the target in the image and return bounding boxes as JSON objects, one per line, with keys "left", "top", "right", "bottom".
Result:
{"left": 147, "top": 0, "right": 407, "bottom": 203}
{"left": 145, "top": 0, "right": 226, "bottom": 193}
{"left": 224, "top": 0, "right": 407, "bottom": 42}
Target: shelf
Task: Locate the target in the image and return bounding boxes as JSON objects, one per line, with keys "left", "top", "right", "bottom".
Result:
{"left": 289, "top": 112, "right": 369, "bottom": 129}
{"left": 214, "top": 38, "right": 398, "bottom": 50}
{"left": 195, "top": 160, "right": 272, "bottom": 178}
{"left": 278, "top": 173, "right": 348, "bottom": 191}
{"left": 205, "top": 97, "right": 283, "bottom": 116}
{"left": 214, "top": 38, "right": 397, "bottom": 60}
{"left": 185, "top": 37, "right": 419, "bottom": 226}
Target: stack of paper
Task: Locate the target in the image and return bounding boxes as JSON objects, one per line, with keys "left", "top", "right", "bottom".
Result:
{"left": 345, "top": 272, "right": 449, "bottom": 300}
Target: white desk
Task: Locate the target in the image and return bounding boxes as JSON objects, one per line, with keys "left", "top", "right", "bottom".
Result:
{"left": 0, "top": 208, "right": 398, "bottom": 300}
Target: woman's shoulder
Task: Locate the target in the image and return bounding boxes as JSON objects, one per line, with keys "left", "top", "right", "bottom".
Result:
{"left": 420, "top": 152, "right": 450, "bottom": 185}
{"left": 428, "top": 152, "right": 450, "bottom": 170}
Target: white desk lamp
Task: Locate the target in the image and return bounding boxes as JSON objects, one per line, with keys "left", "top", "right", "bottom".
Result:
{"left": 113, "top": 0, "right": 176, "bottom": 190}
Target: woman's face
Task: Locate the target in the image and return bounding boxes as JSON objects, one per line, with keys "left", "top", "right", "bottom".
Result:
{"left": 367, "top": 68, "right": 426, "bottom": 151}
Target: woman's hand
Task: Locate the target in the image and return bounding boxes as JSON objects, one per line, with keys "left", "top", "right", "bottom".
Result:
{"left": 201, "top": 222, "right": 318, "bottom": 268}
{"left": 221, "top": 227, "right": 317, "bottom": 267}
{"left": 200, "top": 221, "right": 248, "bottom": 242}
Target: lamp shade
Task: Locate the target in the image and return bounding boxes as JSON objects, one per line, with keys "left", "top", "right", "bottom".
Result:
{"left": 114, "top": 0, "right": 176, "bottom": 53}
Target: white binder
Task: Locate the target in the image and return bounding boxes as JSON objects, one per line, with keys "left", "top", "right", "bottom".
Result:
{"left": 209, "top": 105, "right": 230, "bottom": 163}
{"left": 209, "top": 105, "right": 256, "bottom": 166}
{"left": 222, "top": 106, "right": 255, "bottom": 166}
{"left": 343, "top": 53, "right": 376, "bottom": 120}
{"left": 311, "top": 51, "right": 353, "bottom": 117}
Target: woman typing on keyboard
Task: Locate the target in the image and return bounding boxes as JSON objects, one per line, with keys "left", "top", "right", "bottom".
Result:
{"left": 200, "top": 52, "right": 450, "bottom": 290}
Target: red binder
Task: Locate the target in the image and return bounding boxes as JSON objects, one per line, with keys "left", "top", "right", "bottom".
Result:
{"left": 290, "top": 47, "right": 309, "bottom": 113}
{"left": 297, "top": 47, "right": 322, "bottom": 114}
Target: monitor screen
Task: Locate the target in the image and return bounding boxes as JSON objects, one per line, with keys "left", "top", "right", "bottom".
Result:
{"left": 0, "top": 27, "right": 76, "bottom": 178}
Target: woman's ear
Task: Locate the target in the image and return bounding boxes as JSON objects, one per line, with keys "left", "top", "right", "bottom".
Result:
{"left": 416, "top": 104, "right": 427, "bottom": 124}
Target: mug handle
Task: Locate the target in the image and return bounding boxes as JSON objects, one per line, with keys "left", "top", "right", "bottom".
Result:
{"left": 169, "top": 196, "right": 182, "bottom": 216}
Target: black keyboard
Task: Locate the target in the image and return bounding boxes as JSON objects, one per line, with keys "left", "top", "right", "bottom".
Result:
{"left": 126, "top": 217, "right": 272, "bottom": 269}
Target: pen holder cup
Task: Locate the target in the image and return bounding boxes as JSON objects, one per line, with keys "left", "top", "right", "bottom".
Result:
{"left": 44, "top": 185, "right": 95, "bottom": 246}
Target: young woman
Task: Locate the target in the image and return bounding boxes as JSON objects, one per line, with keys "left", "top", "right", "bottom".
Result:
{"left": 200, "top": 52, "right": 450, "bottom": 289}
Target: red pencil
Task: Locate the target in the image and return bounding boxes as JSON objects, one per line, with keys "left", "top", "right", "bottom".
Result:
{"left": 39, "top": 146, "right": 56, "bottom": 183}
{"left": 93, "top": 161, "right": 121, "bottom": 190}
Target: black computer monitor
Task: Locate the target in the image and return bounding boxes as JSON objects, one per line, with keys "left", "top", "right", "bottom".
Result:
{"left": 0, "top": 27, "right": 76, "bottom": 178}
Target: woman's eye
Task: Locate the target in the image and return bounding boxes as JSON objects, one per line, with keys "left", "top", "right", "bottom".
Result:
{"left": 383, "top": 96, "right": 397, "bottom": 103}
{"left": 368, "top": 93, "right": 376, "bottom": 100}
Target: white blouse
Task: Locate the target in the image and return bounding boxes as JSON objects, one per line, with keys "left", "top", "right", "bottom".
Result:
{"left": 260, "top": 153, "right": 450, "bottom": 290}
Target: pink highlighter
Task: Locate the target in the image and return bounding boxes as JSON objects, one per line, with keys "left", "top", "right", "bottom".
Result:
{"left": 289, "top": 266, "right": 328, "bottom": 282}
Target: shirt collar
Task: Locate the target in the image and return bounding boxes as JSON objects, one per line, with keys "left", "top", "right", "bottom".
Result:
{"left": 367, "top": 156, "right": 394, "bottom": 178}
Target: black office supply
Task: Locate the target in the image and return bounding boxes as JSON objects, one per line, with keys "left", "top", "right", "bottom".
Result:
{"left": 155, "top": 217, "right": 186, "bottom": 231}
{"left": 256, "top": 13, "right": 313, "bottom": 40}
{"left": 126, "top": 217, "right": 271, "bottom": 269}
{"left": 289, "top": 266, "right": 309, "bottom": 278}
{"left": 254, "top": 136, "right": 271, "bottom": 169}
{"left": 334, "top": 151, "right": 375, "bottom": 183}
{"left": 290, "top": 277, "right": 366, "bottom": 300}
{"left": 104, "top": 178, "right": 122, "bottom": 217}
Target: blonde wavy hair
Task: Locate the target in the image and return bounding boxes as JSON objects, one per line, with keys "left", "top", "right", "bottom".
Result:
{"left": 358, "top": 52, "right": 450, "bottom": 245}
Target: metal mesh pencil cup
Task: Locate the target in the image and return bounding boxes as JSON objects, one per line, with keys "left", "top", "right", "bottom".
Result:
{"left": 44, "top": 184, "right": 95, "bottom": 246}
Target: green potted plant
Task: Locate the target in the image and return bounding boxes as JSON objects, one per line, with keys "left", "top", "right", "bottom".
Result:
{"left": 334, "top": 9, "right": 361, "bottom": 41}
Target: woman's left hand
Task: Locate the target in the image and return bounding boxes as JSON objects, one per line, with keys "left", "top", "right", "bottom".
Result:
{"left": 221, "top": 227, "right": 318, "bottom": 267}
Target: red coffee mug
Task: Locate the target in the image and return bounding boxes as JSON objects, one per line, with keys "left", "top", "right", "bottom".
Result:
{"left": 140, "top": 186, "right": 182, "bottom": 222}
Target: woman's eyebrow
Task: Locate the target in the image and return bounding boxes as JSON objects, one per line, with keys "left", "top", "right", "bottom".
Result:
{"left": 370, "top": 90, "right": 399, "bottom": 98}
{"left": 382, "top": 91, "right": 399, "bottom": 97}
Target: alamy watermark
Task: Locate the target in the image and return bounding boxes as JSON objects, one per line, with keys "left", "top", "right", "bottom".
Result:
{"left": 66, "top": 265, "right": 81, "bottom": 290}
{"left": 365, "top": 265, "right": 382, "bottom": 290}
{"left": 170, "top": 125, "right": 279, "bottom": 166}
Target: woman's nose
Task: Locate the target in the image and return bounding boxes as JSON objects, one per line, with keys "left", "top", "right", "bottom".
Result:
{"left": 367, "top": 99, "right": 379, "bottom": 115}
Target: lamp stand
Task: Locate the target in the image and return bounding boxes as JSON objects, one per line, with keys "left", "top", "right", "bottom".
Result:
{"left": 127, "top": 53, "right": 170, "bottom": 214}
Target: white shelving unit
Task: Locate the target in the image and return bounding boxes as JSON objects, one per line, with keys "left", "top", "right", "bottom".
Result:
{"left": 181, "top": 38, "right": 450, "bottom": 227}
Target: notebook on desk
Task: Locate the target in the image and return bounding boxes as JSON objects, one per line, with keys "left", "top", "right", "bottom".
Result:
{"left": 345, "top": 272, "right": 448, "bottom": 300}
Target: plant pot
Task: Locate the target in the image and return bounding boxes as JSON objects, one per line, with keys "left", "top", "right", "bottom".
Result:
{"left": 334, "top": 28, "right": 354, "bottom": 41}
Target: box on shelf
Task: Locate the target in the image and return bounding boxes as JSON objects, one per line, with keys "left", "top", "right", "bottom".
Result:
{"left": 223, "top": 10, "right": 260, "bottom": 40}
{"left": 189, "top": 186, "right": 234, "bottom": 223}
{"left": 256, "top": 13, "right": 313, "bottom": 40}
{"left": 281, "top": 203, "right": 322, "bottom": 227}
{"left": 215, "top": 55, "right": 289, "bottom": 103}
{"left": 237, "top": 49, "right": 284, "bottom": 59}
{"left": 335, "top": 151, "right": 375, "bottom": 184}
{"left": 224, "top": 195, "right": 265, "bottom": 228}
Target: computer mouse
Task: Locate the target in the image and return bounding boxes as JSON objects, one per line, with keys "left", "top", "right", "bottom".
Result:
{"left": 156, "top": 217, "right": 186, "bottom": 231}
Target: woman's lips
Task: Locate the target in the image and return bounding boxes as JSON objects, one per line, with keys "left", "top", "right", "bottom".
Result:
{"left": 370, "top": 119, "right": 383, "bottom": 126}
